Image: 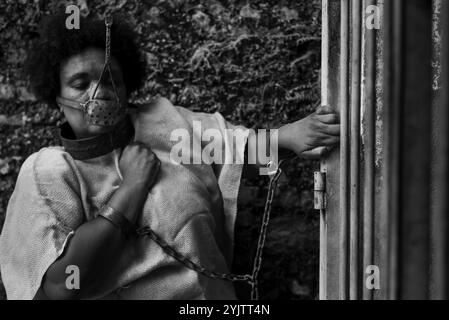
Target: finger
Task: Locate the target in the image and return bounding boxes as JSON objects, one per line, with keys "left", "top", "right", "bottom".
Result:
{"left": 316, "top": 105, "right": 336, "bottom": 115}
{"left": 321, "top": 135, "right": 340, "bottom": 146}
{"left": 299, "top": 147, "right": 325, "bottom": 160}
{"left": 317, "top": 113, "right": 340, "bottom": 124}
{"left": 318, "top": 123, "right": 340, "bottom": 136}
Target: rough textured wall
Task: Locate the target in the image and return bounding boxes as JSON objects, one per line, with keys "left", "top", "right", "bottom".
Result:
{"left": 0, "top": 0, "right": 321, "bottom": 300}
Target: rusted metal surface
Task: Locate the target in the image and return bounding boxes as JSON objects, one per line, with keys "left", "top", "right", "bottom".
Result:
{"left": 430, "top": 0, "right": 449, "bottom": 300}
{"left": 361, "top": 0, "right": 376, "bottom": 301}
{"left": 321, "top": 0, "right": 446, "bottom": 300}
{"left": 444, "top": 0, "right": 449, "bottom": 298}
{"left": 444, "top": 0, "right": 449, "bottom": 299}
{"left": 373, "top": 0, "right": 388, "bottom": 301}
{"left": 430, "top": 0, "right": 448, "bottom": 300}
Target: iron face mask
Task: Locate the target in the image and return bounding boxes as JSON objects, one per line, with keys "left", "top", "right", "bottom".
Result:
{"left": 56, "top": 16, "right": 127, "bottom": 127}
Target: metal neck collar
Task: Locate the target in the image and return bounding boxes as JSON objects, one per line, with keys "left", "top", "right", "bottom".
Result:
{"left": 53, "top": 114, "right": 135, "bottom": 160}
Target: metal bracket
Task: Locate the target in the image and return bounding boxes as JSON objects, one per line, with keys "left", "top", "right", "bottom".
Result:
{"left": 314, "top": 172, "right": 327, "bottom": 210}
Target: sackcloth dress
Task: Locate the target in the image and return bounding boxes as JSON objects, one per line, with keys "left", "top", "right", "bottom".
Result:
{"left": 0, "top": 96, "right": 250, "bottom": 300}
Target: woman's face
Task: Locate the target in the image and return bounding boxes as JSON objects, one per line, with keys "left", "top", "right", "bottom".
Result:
{"left": 59, "top": 47, "right": 128, "bottom": 139}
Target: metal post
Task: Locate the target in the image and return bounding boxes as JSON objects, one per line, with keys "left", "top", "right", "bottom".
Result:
{"left": 361, "top": 0, "right": 377, "bottom": 301}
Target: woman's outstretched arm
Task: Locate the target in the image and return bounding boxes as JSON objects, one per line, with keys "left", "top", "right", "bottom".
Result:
{"left": 244, "top": 105, "right": 340, "bottom": 170}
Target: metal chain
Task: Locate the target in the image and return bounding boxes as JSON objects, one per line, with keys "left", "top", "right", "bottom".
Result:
{"left": 136, "top": 160, "right": 287, "bottom": 300}
{"left": 136, "top": 226, "right": 252, "bottom": 283}
{"left": 104, "top": 16, "right": 121, "bottom": 104}
{"left": 91, "top": 16, "right": 121, "bottom": 105}
{"left": 250, "top": 161, "right": 285, "bottom": 300}
{"left": 104, "top": 16, "right": 112, "bottom": 65}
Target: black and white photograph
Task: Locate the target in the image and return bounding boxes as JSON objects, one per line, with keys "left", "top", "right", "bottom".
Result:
{"left": 0, "top": 0, "right": 448, "bottom": 307}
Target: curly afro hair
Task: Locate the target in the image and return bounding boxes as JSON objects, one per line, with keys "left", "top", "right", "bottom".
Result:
{"left": 25, "top": 13, "right": 146, "bottom": 108}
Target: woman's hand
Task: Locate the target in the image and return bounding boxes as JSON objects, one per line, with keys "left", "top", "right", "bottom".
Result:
{"left": 279, "top": 105, "right": 340, "bottom": 157}
{"left": 119, "top": 141, "right": 161, "bottom": 191}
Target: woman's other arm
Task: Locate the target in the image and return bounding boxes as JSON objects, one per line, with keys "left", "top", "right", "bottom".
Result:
{"left": 37, "top": 142, "right": 160, "bottom": 300}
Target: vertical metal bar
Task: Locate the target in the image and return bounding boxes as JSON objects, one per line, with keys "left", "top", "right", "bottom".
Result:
{"left": 349, "top": 0, "right": 362, "bottom": 300}
{"left": 429, "top": 0, "right": 440, "bottom": 290}
{"left": 339, "top": 0, "right": 350, "bottom": 300}
{"left": 373, "top": 0, "right": 389, "bottom": 300}
{"left": 320, "top": 0, "right": 330, "bottom": 299}
{"left": 321, "top": 0, "right": 344, "bottom": 300}
{"left": 390, "top": 0, "right": 402, "bottom": 300}
{"left": 361, "top": 0, "right": 376, "bottom": 301}
{"left": 430, "top": 0, "right": 444, "bottom": 300}
{"left": 382, "top": 0, "right": 402, "bottom": 300}
{"left": 440, "top": 1, "right": 449, "bottom": 299}
{"left": 399, "top": 0, "right": 432, "bottom": 300}
{"left": 430, "top": 0, "right": 449, "bottom": 300}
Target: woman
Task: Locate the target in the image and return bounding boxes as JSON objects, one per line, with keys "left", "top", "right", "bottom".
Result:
{"left": 0, "top": 14, "right": 340, "bottom": 300}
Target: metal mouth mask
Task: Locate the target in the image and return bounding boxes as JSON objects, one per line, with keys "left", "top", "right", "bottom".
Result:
{"left": 56, "top": 16, "right": 126, "bottom": 127}
{"left": 56, "top": 94, "right": 126, "bottom": 127}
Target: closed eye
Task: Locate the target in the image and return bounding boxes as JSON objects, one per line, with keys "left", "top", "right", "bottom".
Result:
{"left": 70, "top": 80, "right": 90, "bottom": 90}
{"left": 67, "top": 72, "right": 90, "bottom": 90}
